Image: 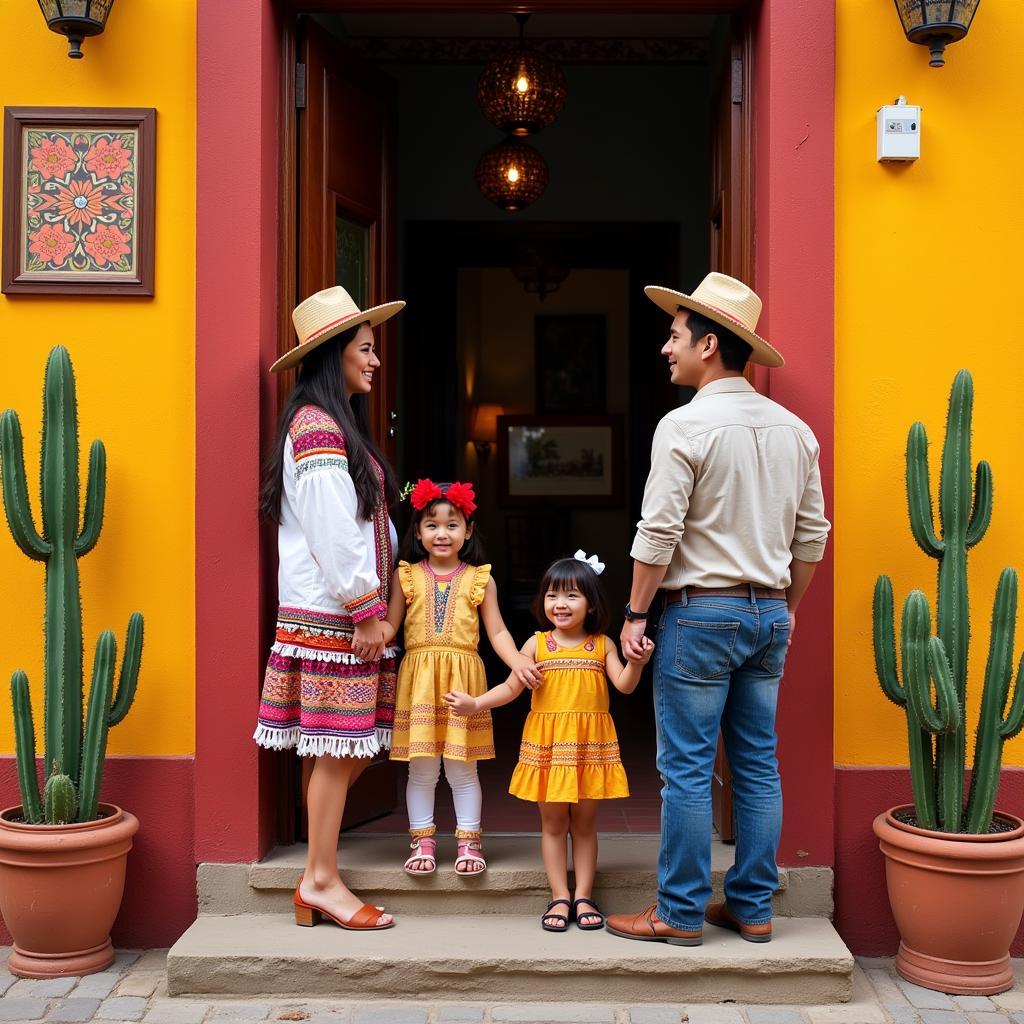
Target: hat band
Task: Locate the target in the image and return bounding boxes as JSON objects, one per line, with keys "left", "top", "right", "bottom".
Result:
{"left": 300, "top": 310, "right": 361, "bottom": 346}
{"left": 696, "top": 300, "right": 757, "bottom": 335}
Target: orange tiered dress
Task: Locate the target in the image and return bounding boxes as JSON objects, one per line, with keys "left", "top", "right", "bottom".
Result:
{"left": 509, "top": 631, "right": 629, "bottom": 803}
{"left": 389, "top": 560, "right": 495, "bottom": 762}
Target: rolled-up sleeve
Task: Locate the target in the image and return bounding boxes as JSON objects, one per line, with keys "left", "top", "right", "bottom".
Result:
{"left": 790, "top": 447, "right": 831, "bottom": 563}
{"left": 630, "top": 417, "right": 695, "bottom": 566}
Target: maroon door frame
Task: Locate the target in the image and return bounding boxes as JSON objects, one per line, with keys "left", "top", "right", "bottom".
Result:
{"left": 195, "top": 0, "right": 835, "bottom": 869}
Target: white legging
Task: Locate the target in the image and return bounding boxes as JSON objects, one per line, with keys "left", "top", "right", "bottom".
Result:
{"left": 406, "top": 756, "right": 482, "bottom": 833}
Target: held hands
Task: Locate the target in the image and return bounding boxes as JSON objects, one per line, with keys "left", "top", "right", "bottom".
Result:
{"left": 620, "top": 618, "right": 650, "bottom": 662}
{"left": 443, "top": 690, "right": 479, "bottom": 716}
{"left": 632, "top": 634, "right": 655, "bottom": 665}
{"left": 511, "top": 653, "right": 544, "bottom": 690}
{"left": 352, "top": 618, "right": 386, "bottom": 663}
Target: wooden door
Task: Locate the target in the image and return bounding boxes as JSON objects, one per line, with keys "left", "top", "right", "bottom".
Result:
{"left": 296, "top": 16, "right": 400, "bottom": 833}
{"left": 709, "top": 22, "right": 755, "bottom": 844}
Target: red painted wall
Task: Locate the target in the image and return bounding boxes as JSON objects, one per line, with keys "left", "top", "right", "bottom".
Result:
{"left": 195, "top": 0, "right": 282, "bottom": 864}
{"left": 835, "top": 767, "right": 1024, "bottom": 956}
{"left": 753, "top": 0, "right": 836, "bottom": 868}
{"left": 0, "top": 758, "right": 195, "bottom": 948}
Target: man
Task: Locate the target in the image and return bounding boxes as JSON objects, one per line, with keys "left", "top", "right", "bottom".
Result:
{"left": 606, "top": 272, "right": 830, "bottom": 946}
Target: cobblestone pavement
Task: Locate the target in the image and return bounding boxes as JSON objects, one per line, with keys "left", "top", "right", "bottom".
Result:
{"left": 1, "top": 946, "right": 1022, "bottom": 1023}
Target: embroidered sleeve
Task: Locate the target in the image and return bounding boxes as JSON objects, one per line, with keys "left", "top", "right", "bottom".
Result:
{"left": 469, "top": 563, "right": 492, "bottom": 607}
{"left": 288, "top": 406, "right": 386, "bottom": 621}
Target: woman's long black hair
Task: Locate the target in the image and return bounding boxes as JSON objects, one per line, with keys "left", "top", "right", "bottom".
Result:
{"left": 259, "top": 326, "right": 398, "bottom": 523}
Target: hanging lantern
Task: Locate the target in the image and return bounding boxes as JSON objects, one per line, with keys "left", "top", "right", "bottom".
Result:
{"left": 476, "top": 138, "right": 549, "bottom": 213}
{"left": 36, "top": 0, "right": 115, "bottom": 59}
{"left": 477, "top": 15, "right": 567, "bottom": 137}
{"left": 893, "top": 0, "right": 981, "bottom": 68}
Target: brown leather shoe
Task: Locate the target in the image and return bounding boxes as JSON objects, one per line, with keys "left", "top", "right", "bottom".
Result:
{"left": 605, "top": 904, "right": 702, "bottom": 946}
{"left": 704, "top": 901, "right": 772, "bottom": 943}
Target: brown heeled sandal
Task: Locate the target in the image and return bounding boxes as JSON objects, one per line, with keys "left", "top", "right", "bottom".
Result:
{"left": 293, "top": 886, "right": 394, "bottom": 930}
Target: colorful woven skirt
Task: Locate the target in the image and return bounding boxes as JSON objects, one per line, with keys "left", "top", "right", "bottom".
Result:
{"left": 253, "top": 606, "right": 397, "bottom": 759}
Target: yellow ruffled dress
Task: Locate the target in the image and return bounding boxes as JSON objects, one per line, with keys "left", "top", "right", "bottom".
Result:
{"left": 390, "top": 560, "right": 495, "bottom": 762}
{"left": 509, "top": 631, "right": 629, "bottom": 803}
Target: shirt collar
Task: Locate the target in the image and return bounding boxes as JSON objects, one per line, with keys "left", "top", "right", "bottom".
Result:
{"left": 691, "top": 376, "right": 756, "bottom": 402}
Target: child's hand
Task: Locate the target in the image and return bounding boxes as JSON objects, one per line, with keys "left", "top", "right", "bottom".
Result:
{"left": 635, "top": 635, "right": 655, "bottom": 665}
{"left": 444, "top": 690, "right": 479, "bottom": 716}
{"left": 380, "top": 621, "right": 396, "bottom": 645}
{"left": 511, "top": 654, "right": 544, "bottom": 690}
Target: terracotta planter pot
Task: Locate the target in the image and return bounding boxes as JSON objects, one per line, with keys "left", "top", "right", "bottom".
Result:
{"left": 0, "top": 803, "right": 139, "bottom": 978}
{"left": 874, "top": 805, "right": 1024, "bottom": 995}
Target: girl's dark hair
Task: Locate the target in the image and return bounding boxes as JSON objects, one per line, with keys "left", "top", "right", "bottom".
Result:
{"left": 259, "top": 326, "right": 398, "bottom": 523}
{"left": 532, "top": 557, "right": 610, "bottom": 635}
{"left": 399, "top": 490, "right": 487, "bottom": 566}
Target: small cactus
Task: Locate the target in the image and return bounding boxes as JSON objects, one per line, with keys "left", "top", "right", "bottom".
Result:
{"left": 874, "top": 370, "right": 1024, "bottom": 833}
{"left": 43, "top": 764, "right": 78, "bottom": 825}
{"left": 0, "top": 347, "right": 144, "bottom": 825}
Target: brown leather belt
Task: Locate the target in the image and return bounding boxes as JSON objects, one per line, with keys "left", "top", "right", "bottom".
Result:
{"left": 665, "top": 585, "right": 786, "bottom": 604}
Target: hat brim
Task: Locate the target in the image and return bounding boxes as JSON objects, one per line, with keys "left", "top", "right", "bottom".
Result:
{"left": 270, "top": 300, "right": 406, "bottom": 373}
{"left": 644, "top": 286, "right": 784, "bottom": 368}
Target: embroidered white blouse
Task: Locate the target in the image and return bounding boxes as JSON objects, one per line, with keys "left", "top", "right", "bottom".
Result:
{"left": 276, "top": 404, "right": 397, "bottom": 625}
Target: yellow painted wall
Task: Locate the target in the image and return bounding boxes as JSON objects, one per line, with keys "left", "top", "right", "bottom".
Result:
{"left": 0, "top": 3, "right": 196, "bottom": 756}
{"left": 836, "top": 2, "right": 1024, "bottom": 766}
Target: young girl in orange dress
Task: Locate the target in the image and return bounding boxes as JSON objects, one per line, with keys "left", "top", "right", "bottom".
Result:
{"left": 446, "top": 552, "right": 654, "bottom": 932}
{"left": 382, "top": 479, "right": 542, "bottom": 877}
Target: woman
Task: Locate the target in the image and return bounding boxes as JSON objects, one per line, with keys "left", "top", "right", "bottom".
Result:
{"left": 255, "top": 285, "right": 404, "bottom": 931}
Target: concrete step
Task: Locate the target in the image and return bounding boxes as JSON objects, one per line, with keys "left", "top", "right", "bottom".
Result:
{"left": 168, "top": 912, "right": 853, "bottom": 1003}
{"left": 199, "top": 835, "right": 833, "bottom": 918}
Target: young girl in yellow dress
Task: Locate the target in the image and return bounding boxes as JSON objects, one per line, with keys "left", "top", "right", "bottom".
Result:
{"left": 446, "top": 552, "right": 654, "bottom": 932}
{"left": 382, "top": 479, "right": 542, "bottom": 877}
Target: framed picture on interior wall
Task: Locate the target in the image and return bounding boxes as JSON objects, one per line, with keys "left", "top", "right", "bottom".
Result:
{"left": 535, "top": 314, "right": 606, "bottom": 413}
{"left": 2, "top": 107, "right": 156, "bottom": 295}
{"left": 497, "top": 414, "right": 623, "bottom": 508}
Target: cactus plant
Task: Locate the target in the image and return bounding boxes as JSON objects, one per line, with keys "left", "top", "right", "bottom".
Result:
{"left": 0, "top": 346, "right": 143, "bottom": 825}
{"left": 874, "top": 370, "right": 1024, "bottom": 833}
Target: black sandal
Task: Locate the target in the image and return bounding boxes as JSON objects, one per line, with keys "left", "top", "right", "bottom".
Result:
{"left": 573, "top": 896, "right": 605, "bottom": 930}
{"left": 541, "top": 898, "right": 572, "bottom": 932}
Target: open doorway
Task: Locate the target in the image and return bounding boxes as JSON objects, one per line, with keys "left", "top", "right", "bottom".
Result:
{"left": 277, "top": 8, "right": 753, "bottom": 840}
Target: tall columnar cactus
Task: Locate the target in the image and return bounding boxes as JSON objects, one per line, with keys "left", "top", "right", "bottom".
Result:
{"left": 0, "top": 346, "right": 143, "bottom": 824}
{"left": 873, "top": 370, "right": 1024, "bottom": 833}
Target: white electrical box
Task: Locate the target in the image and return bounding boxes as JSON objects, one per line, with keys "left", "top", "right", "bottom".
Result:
{"left": 877, "top": 97, "right": 921, "bottom": 162}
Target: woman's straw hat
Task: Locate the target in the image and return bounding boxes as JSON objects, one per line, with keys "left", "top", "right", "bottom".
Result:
{"left": 270, "top": 286, "right": 406, "bottom": 373}
{"left": 644, "top": 272, "right": 784, "bottom": 368}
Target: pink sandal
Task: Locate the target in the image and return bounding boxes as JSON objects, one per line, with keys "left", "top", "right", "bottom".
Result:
{"left": 404, "top": 835, "right": 437, "bottom": 875}
{"left": 454, "top": 836, "right": 487, "bottom": 874}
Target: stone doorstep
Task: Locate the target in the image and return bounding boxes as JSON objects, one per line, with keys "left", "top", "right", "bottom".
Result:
{"left": 198, "top": 836, "right": 834, "bottom": 919}
{"left": 166, "top": 913, "right": 854, "bottom": 1005}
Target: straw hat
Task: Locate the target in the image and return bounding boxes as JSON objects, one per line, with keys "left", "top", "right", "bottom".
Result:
{"left": 644, "top": 272, "right": 784, "bottom": 368}
{"left": 270, "top": 286, "right": 406, "bottom": 373}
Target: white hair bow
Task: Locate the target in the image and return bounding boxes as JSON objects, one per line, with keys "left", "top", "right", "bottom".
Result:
{"left": 574, "top": 549, "right": 606, "bottom": 576}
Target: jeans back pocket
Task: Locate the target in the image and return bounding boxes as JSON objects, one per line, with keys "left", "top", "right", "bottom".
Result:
{"left": 759, "top": 620, "right": 790, "bottom": 676}
{"left": 674, "top": 618, "right": 740, "bottom": 679}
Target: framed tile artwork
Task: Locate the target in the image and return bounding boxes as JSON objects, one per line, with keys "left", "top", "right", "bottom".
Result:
{"left": 2, "top": 107, "right": 155, "bottom": 295}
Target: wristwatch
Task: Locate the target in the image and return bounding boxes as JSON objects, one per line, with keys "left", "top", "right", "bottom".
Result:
{"left": 623, "top": 602, "right": 648, "bottom": 622}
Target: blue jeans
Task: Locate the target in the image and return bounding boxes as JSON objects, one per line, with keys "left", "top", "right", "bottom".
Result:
{"left": 653, "top": 590, "right": 790, "bottom": 931}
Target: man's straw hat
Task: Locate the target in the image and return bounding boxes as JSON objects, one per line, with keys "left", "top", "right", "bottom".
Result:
{"left": 644, "top": 272, "right": 784, "bottom": 368}
{"left": 270, "top": 286, "right": 406, "bottom": 373}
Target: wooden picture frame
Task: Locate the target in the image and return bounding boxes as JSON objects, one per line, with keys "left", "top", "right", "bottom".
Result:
{"left": 2, "top": 107, "right": 156, "bottom": 296}
{"left": 535, "top": 314, "right": 607, "bottom": 413}
{"left": 497, "top": 414, "right": 623, "bottom": 508}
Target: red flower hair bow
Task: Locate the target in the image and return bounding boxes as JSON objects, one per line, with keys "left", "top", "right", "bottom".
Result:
{"left": 444, "top": 481, "right": 477, "bottom": 517}
{"left": 409, "top": 478, "right": 443, "bottom": 510}
{"left": 408, "top": 478, "right": 478, "bottom": 518}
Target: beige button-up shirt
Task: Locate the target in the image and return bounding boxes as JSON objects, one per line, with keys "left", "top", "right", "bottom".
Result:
{"left": 630, "top": 377, "right": 830, "bottom": 591}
